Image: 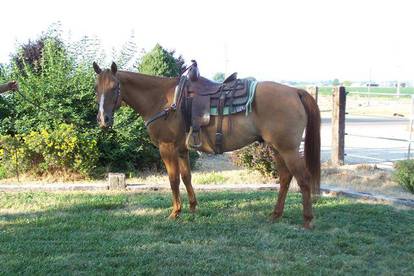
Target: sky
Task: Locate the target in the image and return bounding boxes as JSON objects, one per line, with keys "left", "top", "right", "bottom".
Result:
{"left": 1, "top": 0, "right": 414, "bottom": 83}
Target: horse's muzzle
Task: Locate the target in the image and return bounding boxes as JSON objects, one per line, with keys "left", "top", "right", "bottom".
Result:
{"left": 97, "top": 113, "right": 113, "bottom": 129}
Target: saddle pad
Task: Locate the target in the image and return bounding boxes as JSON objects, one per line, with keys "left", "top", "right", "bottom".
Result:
{"left": 210, "top": 79, "right": 258, "bottom": 116}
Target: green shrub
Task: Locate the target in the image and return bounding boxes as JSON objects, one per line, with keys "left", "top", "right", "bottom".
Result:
{"left": 231, "top": 142, "right": 278, "bottom": 178}
{"left": 0, "top": 135, "right": 29, "bottom": 178}
{"left": 96, "top": 107, "right": 161, "bottom": 172}
{"left": 394, "top": 160, "right": 414, "bottom": 193}
{"left": 0, "top": 124, "right": 99, "bottom": 177}
{"left": 0, "top": 165, "right": 6, "bottom": 179}
{"left": 0, "top": 27, "right": 199, "bottom": 179}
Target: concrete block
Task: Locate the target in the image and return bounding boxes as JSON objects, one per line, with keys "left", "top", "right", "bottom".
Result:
{"left": 108, "top": 173, "right": 126, "bottom": 190}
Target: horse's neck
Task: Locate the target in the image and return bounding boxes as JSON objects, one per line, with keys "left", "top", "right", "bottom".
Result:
{"left": 118, "top": 71, "right": 177, "bottom": 120}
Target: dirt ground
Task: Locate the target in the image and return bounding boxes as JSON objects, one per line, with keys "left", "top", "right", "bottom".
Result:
{"left": 321, "top": 163, "right": 414, "bottom": 200}
{"left": 127, "top": 153, "right": 414, "bottom": 201}
{"left": 1, "top": 152, "right": 413, "bottom": 202}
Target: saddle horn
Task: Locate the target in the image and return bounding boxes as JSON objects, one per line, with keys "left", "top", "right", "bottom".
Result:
{"left": 188, "top": 60, "right": 200, "bottom": 82}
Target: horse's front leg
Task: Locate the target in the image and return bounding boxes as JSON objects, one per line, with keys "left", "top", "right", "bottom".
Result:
{"left": 159, "top": 143, "right": 181, "bottom": 219}
{"left": 178, "top": 149, "right": 197, "bottom": 213}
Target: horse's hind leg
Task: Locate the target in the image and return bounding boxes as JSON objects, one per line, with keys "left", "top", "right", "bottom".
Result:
{"left": 279, "top": 150, "right": 314, "bottom": 229}
{"left": 159, "top": 143, "right": 182, "bottom": 219}
{"left": 178, "top": 149, "right": 198, "bottom": 213}
{"left": 270, "top": 150, "right": 293, "bottom": 221}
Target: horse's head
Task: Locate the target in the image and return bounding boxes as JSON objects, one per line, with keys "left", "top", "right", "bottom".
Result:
{"left": 93, "top": 61, "right": 121, "bottom": 129}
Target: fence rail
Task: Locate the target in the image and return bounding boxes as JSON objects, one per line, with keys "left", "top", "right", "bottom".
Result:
{"left": 347, "top": 92, "right": 412, "bottom": 97}
{"left": 325, "top": 86, "right": 414, "bottom": 165}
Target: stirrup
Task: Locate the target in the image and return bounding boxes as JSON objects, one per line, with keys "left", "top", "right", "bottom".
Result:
{"left": 186, "top": 127, "right": 202, "bottom": 149}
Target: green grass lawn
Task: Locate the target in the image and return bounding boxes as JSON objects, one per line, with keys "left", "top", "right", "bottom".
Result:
{"left": 1, "top": 191, "right": 413, "bottom": 275}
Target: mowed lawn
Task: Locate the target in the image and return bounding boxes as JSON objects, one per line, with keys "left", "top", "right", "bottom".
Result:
{"left": 1, "top": 191, "right": 413, "bottom": 275}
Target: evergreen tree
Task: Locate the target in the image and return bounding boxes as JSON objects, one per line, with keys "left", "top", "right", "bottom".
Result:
{"left": 213, "top": 72, "right": 225, "bottom": 82}
{"left": 138, "top": 44, "right": 182, "bottom": 77}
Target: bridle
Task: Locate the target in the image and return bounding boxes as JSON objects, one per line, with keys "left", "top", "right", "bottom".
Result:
{"left": 111, "top": 81, "right": 121, "bottom": 117}
{"left": 97, "top": 80, "right": 121, "bottom": 127}
{"left": 102, "top": 61, "right": 196, "bottom": 128}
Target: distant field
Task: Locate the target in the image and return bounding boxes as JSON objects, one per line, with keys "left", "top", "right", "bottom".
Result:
{"left": 310, "top": 86, "right": 414, "bottom": 117}
{"left": 315, "top": 86, "right": 414, "bottom": 96}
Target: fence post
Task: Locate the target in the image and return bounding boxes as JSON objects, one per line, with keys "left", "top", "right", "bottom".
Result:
{"left": 307, "top": 86, "right": 319, "bottom": 104}
{"left": 331, "top": 86, "right": 346, "bottom": 166}
{"left": 408, "top": 95, "right": 414, "bottom": 159}
{"left": 108, "top": 173, "right": 126, "bottom": 190}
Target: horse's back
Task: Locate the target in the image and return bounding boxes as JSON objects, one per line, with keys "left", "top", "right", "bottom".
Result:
{"left": 195, "top": 81, "right": 311, "bottom": 153}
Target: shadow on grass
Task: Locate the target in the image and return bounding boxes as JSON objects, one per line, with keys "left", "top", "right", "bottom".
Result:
{"left": 1, "top": 191, "right": 413, "bottom": 275}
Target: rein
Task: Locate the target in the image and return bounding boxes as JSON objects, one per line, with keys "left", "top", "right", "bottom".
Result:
{"left": 144, "top": 105, "right": 176, "bottom": 128}
{"left": 144, "top": 64, "right": 195, "bottom": 128}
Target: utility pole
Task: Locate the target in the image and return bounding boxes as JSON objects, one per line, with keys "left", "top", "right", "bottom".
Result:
{"left": 367, "top": 67, "right": 372, "bottom": 106}
{"left": 396, "top": 65, "right": 401, "bottom": 98}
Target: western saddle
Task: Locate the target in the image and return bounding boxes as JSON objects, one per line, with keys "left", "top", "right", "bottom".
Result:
{"left": 180, "top": 60, "right": 251, "bottom": 154}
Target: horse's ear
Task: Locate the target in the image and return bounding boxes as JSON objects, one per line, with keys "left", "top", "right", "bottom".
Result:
{"left": 111, "top": 62, "right": 118, "bottom": 75}
{"left": 93, "top": 62, "right": 102, "bottom": 74}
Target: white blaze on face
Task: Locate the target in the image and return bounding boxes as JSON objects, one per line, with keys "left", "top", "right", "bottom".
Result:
{"left": 99, "top": 94, "right": 105, "bottom": 123}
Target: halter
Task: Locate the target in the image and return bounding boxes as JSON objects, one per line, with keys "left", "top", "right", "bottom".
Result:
{"left": 112, "top": 82, "right": 121, "bottom": 115}
{"left": 96, "top": 81, "right": 121, "bottom": 127}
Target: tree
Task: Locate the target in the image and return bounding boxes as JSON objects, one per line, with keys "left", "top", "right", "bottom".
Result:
{"left": 12, "top": 25, "right": 65, "bottom": 76}
{"left": 213, "top": 72, "right": 225, "bottom": 82}
{"left": 112, "top": 32, "right": 139, "bottom": 70}
{"left": 138, "top": 44, "right": 183, "bottom": 77}
{"left": 332, "top": 78, "right": 340, "bottom": 86}
{"left": 136, "top": 44, "right": 198, "bottom": 167}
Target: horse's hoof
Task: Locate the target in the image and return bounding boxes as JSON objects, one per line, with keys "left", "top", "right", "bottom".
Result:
{"left": 168, "top": 212, "right": 180, "bottom": 219}
{"left": 303, "top": 221, "right": 314, "bottom": 230}
{"left": 270, "top": 213, "right": 282, "bottom": 222}
{"left": 189, "top": 203, "right": 197, "bottom": 214}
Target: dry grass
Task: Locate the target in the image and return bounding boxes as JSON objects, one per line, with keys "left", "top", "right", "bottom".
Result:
{"left": 1, "top": 152, "right": 413, "bottom": 202}
{"left": 0, "top": 170, "right": 99, "bottom": 184}
{"left": 128, "top": 154, "right": 414, "bottom": 201}
{"left": 321, "top": 163, "right": 414, "bottom": 200}
{"left": 127, "top": 153, "right": 274, "bottom": 186}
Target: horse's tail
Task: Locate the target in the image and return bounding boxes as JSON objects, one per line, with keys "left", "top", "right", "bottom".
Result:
{"left": 298, "top": 89, "right": 321, "bottom": 195}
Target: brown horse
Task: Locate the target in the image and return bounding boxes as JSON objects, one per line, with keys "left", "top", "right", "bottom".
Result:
{"left": 93, "top": 62, "right": 320, "bottom": 228}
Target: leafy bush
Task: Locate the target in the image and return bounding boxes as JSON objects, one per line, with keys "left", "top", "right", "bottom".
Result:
{"left": 96, "top": 107, "right": 161, "bottom": 172}
{"left": 0, "top": 124, "right": 99, "bottom": 177}
{"left": 394, "top": 160, "right": 414, "bottom": 193}
{"left": 0, "top": 135, "right": 28, "bottom": 178}
{"left": 231, "top": 142, "right": 278, "bottom": 178}
{"left": 0, "top": 28, "right": 199, "bottom": 179}
{"left": 1, "top": 38, "right": 97, "bottom": 135}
